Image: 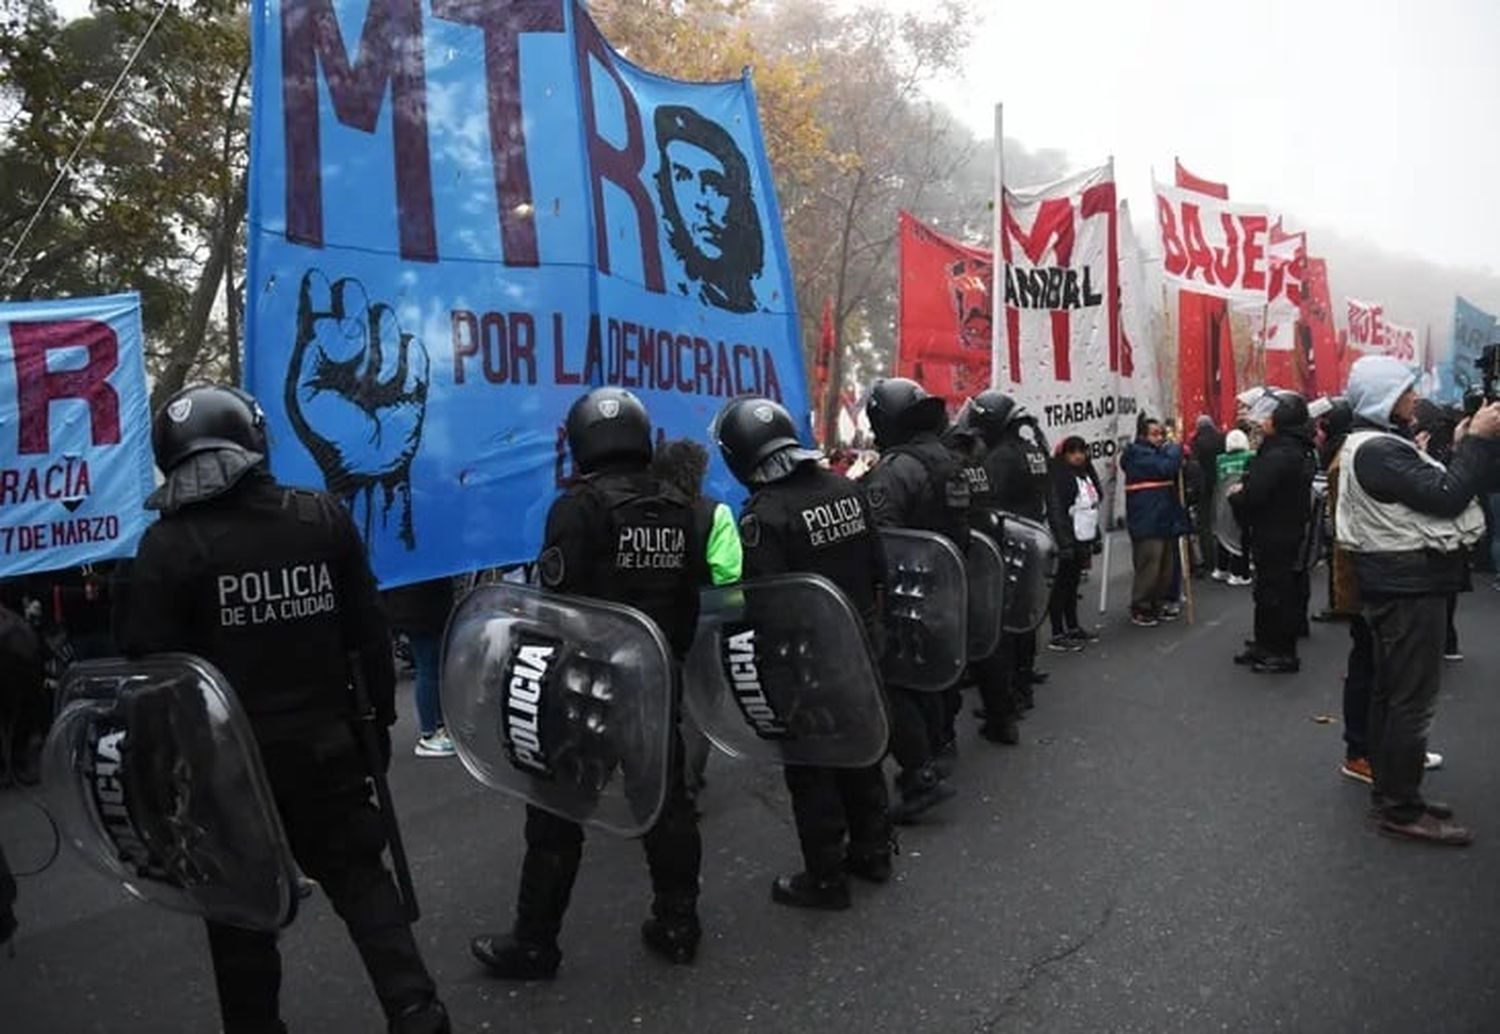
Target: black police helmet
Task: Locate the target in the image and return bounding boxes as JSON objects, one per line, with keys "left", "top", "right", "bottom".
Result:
{"left": 565, "top": 387, "right": 653, "bottom": 473}
{"left": 967, "top": 389, "right": 1020, "bottom": 443}
{"left": 1270, "top": 390, "right": 1310, "bottom": 431}
{"left": 713, "top": 396, "right": 817, "bottom": 486}
{"left": 151, "top": 384, "right": 268, "bottom": 473}
{"left": 866, "top": 377, "right": 947, "bottom": 447}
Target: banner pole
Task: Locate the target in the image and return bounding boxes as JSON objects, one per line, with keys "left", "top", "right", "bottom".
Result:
{"left": 990, "top": 102, "right": 1004, "bottom": 389}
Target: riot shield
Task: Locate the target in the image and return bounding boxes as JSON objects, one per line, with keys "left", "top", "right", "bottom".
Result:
{"left": 683, "top": 574, "right": 888, "bottom": 768}
{"left": 42, "top": 655, "right": 298, "bottom": 932}
{"left": 879, "top": 529, "right": 968, "bottom": 692}
{"left": 441, "top": 584, "right": 675, "bottom": 837}
{"left": 998, "top": 513, "right": 1059, "bottom": 633}
{"left": 965, "top": 531, "right": 1005, "bottom": 661}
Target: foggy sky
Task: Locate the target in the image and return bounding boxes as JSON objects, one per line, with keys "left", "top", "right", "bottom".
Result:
{"left": 941, "top": 0, "right": 1500, "bottom": 275}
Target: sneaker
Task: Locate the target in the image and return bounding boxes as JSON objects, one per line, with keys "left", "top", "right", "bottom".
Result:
{"left": 1157, "top": 606, "right": 1181, "bottom": 623}
{"left": 415, "top": 729, "right": 457, "bottom": 758}
{"left": 1425, "top": 751, "right": 1444, "bottom": 771}
{"left": 1251, "top": 655, "right": 1300, "bottom": 674}
{"left": 1066, "top": 627, "right": 1100, "bottom": 643}
{"left": 1376, "top": 813, "right": 1473, "bottom": 847}
{"left": 1444, "top": 650, "right": 1464, "bottom": 662}
{"left": 1210, "top": 569, "right": 1230, "bottom": 582}
{"left": 1130, "top": 611, "right": 1159, "bottom": 628}
{"left": 1047, "top": 635, "right": 1084, "bottom": 653}
{"left": 1340, "top": 757, "right": 1374, "bottom": 784}
{"left": 1226, "top": 575, "right": 1253, "bottom": 587}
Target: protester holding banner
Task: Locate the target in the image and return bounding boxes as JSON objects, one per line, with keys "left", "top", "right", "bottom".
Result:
{"left": 117, "top": 383, "right": 450, "bottom": 1033}
{"left": 1229, "top": 393, "right": 1317, "bottom": 674}
{"left": 1121, "top": 420, "right": 1187, "bottom": 626}
{"left": 473, "top": 388, "right": 722, "bottom": 977}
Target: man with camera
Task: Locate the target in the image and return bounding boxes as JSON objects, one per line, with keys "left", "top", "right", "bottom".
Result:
{"left": 1335, "top": 356, "right": 1500, "bottom": 845}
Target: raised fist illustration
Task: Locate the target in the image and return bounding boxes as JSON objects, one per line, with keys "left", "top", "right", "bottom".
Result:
{"left": 286, "top": 270, "right": 429, "bottom": 553}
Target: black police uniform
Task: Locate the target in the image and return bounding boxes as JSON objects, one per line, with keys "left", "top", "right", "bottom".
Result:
{"left": 740, "top": 462, "right": 894, "bottom": 900}
{"left": 119, "top": 470, "right": 440, "bottom": 1033}
{"left": 983, "top": 416, "right": 1052, "bottom": 700}
{"left": 481, "top": 463, "right": 713, "bottom": 972}
{"left": 945, "top": 425, "right": 1020, "bottom": 744}
{"left": 863, "top": 428, "right": 969, "bottom": 815}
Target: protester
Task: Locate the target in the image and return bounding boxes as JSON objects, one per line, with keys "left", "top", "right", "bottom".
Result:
{"left": 1121, "top": 418, "right": 1188, "bottom": 627}
{"left": 382, "top": 578, "right": 457, "bottom": 758}
{"left": 1212, "top": 430, "right": 1253, "bottom": 585}
{"left": 1046, "top": 436, "right": 1102, "bottom": 650}
{"left": 1230, "top": 392, "right": 1318, "bottom": 674}
{"left": 1334, "top": 356, "right": 1500, "bottom": 845}
{"left": 1190, "top": 415, "right": 1223, "bottom": 576}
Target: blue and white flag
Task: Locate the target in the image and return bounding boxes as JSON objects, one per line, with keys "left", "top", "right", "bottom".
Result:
{"left": 246, "top": 0, "right": 806, "bottom": 585}
{"left": 0, "top": 293, "right": 155, "bottom": 577}
{"left": 1442, "top": 296, "right": 1495, "bottom": 403}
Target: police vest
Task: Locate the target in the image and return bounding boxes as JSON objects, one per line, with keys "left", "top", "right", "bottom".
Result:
{"left": 886, "top": 439, "right": 972, "bottom": 550}
{"left": 750, "top": 469, "right": 880, "bottom": 620}
{"left": 585, "top": 477, "right": 703, "bottom": 656}
{"left": 1334, "top": 431, "right": 1485, "bottom": 555}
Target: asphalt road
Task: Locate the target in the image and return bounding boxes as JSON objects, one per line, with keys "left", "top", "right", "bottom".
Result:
{"left": 5, "top": 548, "right": 1500, "bottom": 1033}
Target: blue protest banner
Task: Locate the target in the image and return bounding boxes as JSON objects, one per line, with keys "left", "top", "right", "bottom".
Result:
{"left": 0, "top": 293, "right": 156, "bottom": 577}
{"left": 1442, "top": 296, "right": 1495, "bottom": 402}
{"left": 245, "top": 0, "right": 807, "bottom": 586}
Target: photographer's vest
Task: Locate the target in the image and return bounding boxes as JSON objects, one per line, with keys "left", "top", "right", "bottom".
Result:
{"left": 1334, "top": 431, "right": 1485, "bottom": 554}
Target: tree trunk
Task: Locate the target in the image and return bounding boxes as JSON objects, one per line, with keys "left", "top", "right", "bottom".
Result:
{"left": 151, "top": 174, "right": 245, "bottom": 412}
{"left": 822, "top": 168, "right": 865, "bottom": 438}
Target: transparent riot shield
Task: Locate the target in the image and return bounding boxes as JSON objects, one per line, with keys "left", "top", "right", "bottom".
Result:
{"left": 966, "top": 530, "right": 1005, "bottom": 661}
{"left": 998, "top": 512, "right": 1059, "bottom": 633}
{"left": 879, "top": 529, "right": 968, "bottom": 691}
{"left": 42, "top": 655, "right": 298, "bottom": 931}
{"left": 683, "top": 574, "right": 888, "bottom": 768}
{"left": 441, "top": 584, "right": 675, "bottom": 836}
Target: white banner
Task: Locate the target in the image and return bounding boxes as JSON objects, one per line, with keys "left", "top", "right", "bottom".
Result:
{"left": 1347, "top": 298, "right": 1417, "bottom": 363}
{"left": 997, "top": 162, "right": 1125, "bottom": 474}
{"left": 1263, "top": 224, "right": 1305, "bottom": 351}
{"left": 1153, "top": 181, "right": 1272, "bottom": 303}
{"left": 1115, "top": 200, "right": 1163, "bottom": 524}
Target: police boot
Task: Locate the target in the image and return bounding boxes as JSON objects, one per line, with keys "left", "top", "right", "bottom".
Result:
{"left": 845, "top": 835, "right": 897, "bottom": 884}
{"left": 469, "top": 932, "right": 561, "bottom": 980}
{"left": 641, "top": 896, "right": 701, "bottom": 965}
{"left": 389, "top": 998, "right": 451, "bottom": 1034}
{"left": 470, "top": 846, "right": 576, "bottom": 980}
{"left": 979, "top": 717, "right": 1020, "bottom": 746}
{"left": 771, "top": 871, "right": 851, "bottom": 911}
{"left": 889, "top": 763, "right": 956, "bottom": 825}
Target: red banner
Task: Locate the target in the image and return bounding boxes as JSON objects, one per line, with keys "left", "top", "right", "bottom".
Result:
{"left": 896, "top": 211, "right": 994, "bottom": 406}
{"left": 1301, "top": 257, "right": 1340, "bottom": 397}
{"left": 1174, "top": 161, "right": 1236, "bottom": 431}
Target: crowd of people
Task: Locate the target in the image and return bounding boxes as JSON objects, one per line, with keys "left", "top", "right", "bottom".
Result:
{"left": 2, "top": 358, "right": 1498, "bottom": 1031}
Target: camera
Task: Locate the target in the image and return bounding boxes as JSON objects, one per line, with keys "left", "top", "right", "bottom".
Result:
{"left": 1465, "top": 343, "right": 1500, "bottom": 416}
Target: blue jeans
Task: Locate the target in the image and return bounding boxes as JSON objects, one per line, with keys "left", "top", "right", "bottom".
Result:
{"left": 407, "top": 633, "right": 443, "bottom": 736}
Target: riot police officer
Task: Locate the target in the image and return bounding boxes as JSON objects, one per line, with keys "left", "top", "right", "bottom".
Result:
{"left": 471, "top": 387, "right": 727, "bottom": 978}
{"left": 968, "top": 390, "right": 1052, "bottom": 710}
{"left": 117, "top": 385, "right": 448, "bottom": 1034}
{"left": 946, "top": 404, "right": 1018, "bottom": 747}
{"left": 862, "top": 377, "right": 967, "bottom": 822}
{"left": 714, "top": 396, "right": 895, "bottom": 909}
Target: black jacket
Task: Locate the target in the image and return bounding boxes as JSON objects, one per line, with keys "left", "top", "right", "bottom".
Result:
{"left": 381, "top": 577, "right": 455, "bottom": 638}
{"left": 1346, "top": 421, "right": 1500, "bottom": 598}
{"left": 984, "top": 422, "right": 1049, "bottom": 521}
{"left": 1048, "top": 458, "right": 1103, "bottom": 554}
{"left": 116, "top": 470, "right": 396, "bottom": 743}
{"left": 537, "top": 466, "right": 711, "bottom": 658}
{"left": 862, "top": 432, "right": 971, "bottom": 549}
{"left": 1230, "top": 427, "right": 1317, "bottom": 558}
{"left": 1192, "top": 424, "right": 1224, "bottom": 491}
{"left": 740, "top": 463, "right": 886, "bottom": 635}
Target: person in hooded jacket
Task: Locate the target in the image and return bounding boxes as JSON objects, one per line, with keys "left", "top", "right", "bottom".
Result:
{"left": 471, "top": 388, "right": 736, "bottom": 978}
{"left": 860, "top": 378, "right": 965, "bottom": 822}
{"left": 1229, "top": 392, "right": 1319, "bottom": 673}
{"left": 1046, "top": 436, "right": 1102, "bottom": 650}
{"left": 968, "top": 390, "right": 1052, "bottom": 705}
{"left": 117, "top": 384, "right": 449, "bottom": 1034}
{"left": 713, "top": 396, "right": 895, "bottom": 910}
{"left": 1335, "top": 356, "right": 1500, "bottom": 845}
{"left": 1191, "top": 415, "right": 1224, "bottom": 576}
